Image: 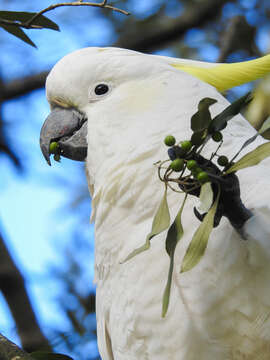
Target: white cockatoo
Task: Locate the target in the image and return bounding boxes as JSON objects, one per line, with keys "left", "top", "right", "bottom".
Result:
{"left": 40, "top": 48, "right": 270, "bottom": 360}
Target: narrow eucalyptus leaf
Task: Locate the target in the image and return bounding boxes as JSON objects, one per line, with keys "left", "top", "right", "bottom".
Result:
{"left": 162, "top": 255, "right": 174, "bottom": 318}
{"left": 181, "top": 188, "right": 220, "bottom": 273}
{"left": 230, "top": 133, "right": 258, "bottom": 163}
{"left": 0, "top": 11, "right": 59, "bottom": 30}
{"left": 151, "top": 188, "right": 170, "bottom": 236}
{"left": 28, "top": 14, "right": 59, "bottom": 31}
{"left": 230, "top": 117, "right": 270, "bottom": 163}
{"left": 226, "top": 142, "right": 270, "bottom": 174}
{"left": 198, "top": 182, "right": 213, "bottom": 213}
{"left": 121, "top": 238, "right": 151, "bottom": 263}
{"left": 122, "top": 188, "right": 170, "bottom": 263}
{"left": 209, "top": 92, "right": 252, "bottom": 132}
{"left": 0, "top": 11, "right": 33, "bottom": 21}
{"left": 0, "top": 24, "right": 36, "bottom": 47}
{"left": 165, "top": 194, "right": 187, "bottom": 256}
{"left": 191, "top": 98, "right": 216, "bottom": 132}
{"left": 259, "top": 116, "right": 270, "bottom": 135}
{"left": 198, "top": 97, "right": 217, "bottom": 110}
{"left": 162, "top": 195, "right": 187, "bottom": 317}
{"left": 31, "top": 352, "right": 73, "bottom": 360}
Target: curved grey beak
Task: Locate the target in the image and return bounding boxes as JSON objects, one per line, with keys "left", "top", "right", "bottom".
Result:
{"left": 40, "top": 107, "right": 88, "bottom": 165}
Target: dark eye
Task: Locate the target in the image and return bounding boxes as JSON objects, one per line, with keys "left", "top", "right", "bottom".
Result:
{"left": 95, "top": 84, "right": 109, "bottom": 95}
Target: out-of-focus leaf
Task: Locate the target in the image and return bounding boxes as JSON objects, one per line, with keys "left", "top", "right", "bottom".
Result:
{"left": 162, "top": 194, "right": 187, "bottom": 317}
{"left": 230, "top": 116, "right": 270, "bottom": 163}
{"left": 209, "top": 92, "right": 252, "bottom": 132}
{"left": 0, "top": 23, "right": 36, "bottom": 47}
{"left": 198, "top": 182, "right": 213, "bottom": 213}
{"left": 191, "top": 98, "right": 217, "bottom": 132}
{"left": 181, "top": 187, "right": 220, "bottom": 273}
{"left": 226, "top": 142, "right": 270, "bottom": 174}
{"left": 259, "top": 116, "right": 270, "bottom": 135}
{"left": 0, "top": 11, "right": 59, "bottom": 30}
{"left": 122, "top": 188, "right": 170, "bottom": 262}
{"left": 31, "top": 352, "right": 73, "bottom": 360}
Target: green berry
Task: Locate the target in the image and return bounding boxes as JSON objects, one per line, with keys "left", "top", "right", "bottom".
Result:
{"left": 212, "top": 131, "right": 223, "bottom": 142}
{"left": 197, "top": 171, "right": 209, "bottom": 184}
{"left": 192, "top": 167, "right": 202, "bottom": 176}
{"left": 54, "top": 154, "right": 61, "bottom": 162}
{"left": 181, "top": 140, "right": 192, "bottom": 152}
{"left": 217, "top": 155, "right": 229, "bottom": 166}
{"left": 49, "top": 141, "right": 59, "bottom": 154}
{"left": 170, "top": 158, "right": 184, "bottom": 172}
{"left": 164, "top": 135, "right": 176, "bottom": 147}
{"left": 186, "top": 160, "right": 197, "bottom": 170}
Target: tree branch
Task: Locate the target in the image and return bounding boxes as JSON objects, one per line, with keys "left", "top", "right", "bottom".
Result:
{"left": 0, "top": 333, "right": 34, "bottom": 360}
{"left": 1, "top": 72, "right": 48, "bottom": 101}
{"left": 0, "top": 230, "right": 51, "bottom": 352}
{"left": 24, "top": 0, "right": 129, "bottom": 27}
{"left": 0, "top": 1, "right": 129, "bottom": 31}
{"left": 115, "top": 0, "right": 234, "bottom": 52}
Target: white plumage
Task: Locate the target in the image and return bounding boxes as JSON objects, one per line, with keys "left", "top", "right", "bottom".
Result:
{"left": 45, "top": 47, "right": 270, "bottom": 360}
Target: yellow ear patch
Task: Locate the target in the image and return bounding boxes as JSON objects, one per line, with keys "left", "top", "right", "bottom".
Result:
{"left": 172, "top": 54, "right": 270, "bottom": 92}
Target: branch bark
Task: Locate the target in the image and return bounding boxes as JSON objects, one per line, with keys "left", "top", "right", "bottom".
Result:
{"left": 0, "top": 333, "right": 34, "bottom": 360}
{"left": 0, "top": 230, "right": 51, "bottom": 352}
{"left": 115, "top": 0, "right": 233, "bottom": 52}
{"left": 1, "top": 0, "right": 233, "bottom": 101}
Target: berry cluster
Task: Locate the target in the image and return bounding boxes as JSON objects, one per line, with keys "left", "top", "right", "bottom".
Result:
{"left": 162, "top": 128, "right": 230, "bottom": 194}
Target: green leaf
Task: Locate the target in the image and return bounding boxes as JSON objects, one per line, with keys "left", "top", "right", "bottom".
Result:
{"left": 31, "top": 352, "right": 73, "bottom": 360}
{"left": 0, "top": 11, "right": 59, "bottom": 30}
{"left": 226, "top": 141, "right": 270, "bottom": 174}
{"left": 181, "top": 187, "right": 220, "bottom": 273}
{"left": 191, "top": 98, "right": 217, "bottom": 132}
{"left": 122, "top": 188, "right": 170, "bottom": 262}
{"left": 0, "top": 24, "right": 36, "bottom": 47}
{"left": 209, "top": 92, "right": 252, "bottom": 133}
{"left": 198, "top": 182, "right": 213, "bottom": 213}
{"left": 162, "top": 194, "right": 187, "bottom": 317}
{"left": 191, "top": 129, "right": 208, "bottom": 146}
{"left": 259, "top": 116, "right": 270, "bottom": 135}
{"left": 229, "top": 117, "right": 270, "bottom": 164}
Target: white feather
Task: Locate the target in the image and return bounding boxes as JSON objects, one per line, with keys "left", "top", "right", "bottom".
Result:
{"left": 46, "top": 47, "right": 270, "bottom": 360}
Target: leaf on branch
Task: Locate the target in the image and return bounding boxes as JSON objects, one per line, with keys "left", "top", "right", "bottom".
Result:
{"left": 209, "top": 92, "right": 252, "bottom": 133}
{"left": 259, "top": 116, "right": 270, "bottom": 135}
{"left": 31, "top": 352, "right": 73, "bottom": 360}
{"left": 191, "top": 98, "right": 217, "bottom": 132}
{"left": 181, "top": 186, "right": 220, "bottom": 273}
{"left": 0, "top": 24, "right": 36, "bottom": 47}
{"left": 229, "top": 116, "right": 270, "bottom": 163}
{"left": 162, "top": 194, "right": 187, "bottom": 317}
{"left": 226, "top": 141, "right": 270, "bottom": 174}
{"left": 0, "top": 11, "right": 59, "bottom": 30}
{"left": 122, "top": 187, "right": 170, "bottom": 262}
{"left": 198, "top": 182, "right": 213, "bottom": 213}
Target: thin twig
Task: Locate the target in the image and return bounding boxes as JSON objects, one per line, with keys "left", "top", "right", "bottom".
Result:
{"left": 0, "top": 1, "right": 129, "bottom": 31}
{"left": 25, "top": 1, "right": 129, "bottom": 28}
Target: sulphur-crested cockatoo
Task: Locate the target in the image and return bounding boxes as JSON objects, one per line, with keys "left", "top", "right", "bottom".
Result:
{"left": 40, "top": 48, "right": 270, "bottom": 360}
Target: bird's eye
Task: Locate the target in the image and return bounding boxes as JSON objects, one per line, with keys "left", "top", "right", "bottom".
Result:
{"left": 95, "top": 84, "right": 109, "bottom": 95}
